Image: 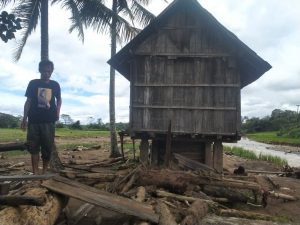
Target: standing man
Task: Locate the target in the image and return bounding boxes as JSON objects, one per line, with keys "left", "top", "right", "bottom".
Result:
{"left": 21, "top": 60, "right": 62, "bottom": 174}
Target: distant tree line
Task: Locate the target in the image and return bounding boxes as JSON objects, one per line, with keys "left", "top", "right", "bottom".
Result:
{"left": 242, "top": 109, "right": 300, "bottom": 138}
{"left": 0, "top": 113, "right": 22, "bottom": 128}
{"left": 0, "top": 112, "right": 128, "bottom": 131}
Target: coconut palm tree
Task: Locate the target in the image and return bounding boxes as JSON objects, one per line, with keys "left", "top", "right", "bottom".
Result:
{"left": 75, "top": 0, "right": 156, "bottom": 157}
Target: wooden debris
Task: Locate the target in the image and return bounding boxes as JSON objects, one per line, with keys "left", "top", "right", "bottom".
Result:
{"left": 202, "top": 185, "right": 250, "bottom": 203}
{"left": 268, "top": 191, "right": 299, "bottom": 201}
{"left": 0, "top": 174, "right": 56, "bottom": 182}
{"left": 135, "top": 186, "right": 146, "bottom": 202}
{"left": 0, "top": 142, "right": 27, "bottom": 152}
{"left": 70, "top": 203, "right": 95, "bottom": 225}
{"left": 156, "top": 190, "right": 225, "bottom": 208}
{"left": 155, "top": 201, "right": 177, "bottom": 225}
{"left": 247, "top": 170, "right": 291, "bottom": 175}
{"left": 0, "top": 187, "right": 63, "bottom": 225}
{"left": 75, "top": 173, "right": 116, "bottom": 181}
{"left": 218, "top": 209, "right": 273, "bottom": 221}
{"left": 42, "top": 176, "right": 159, "bottom": 223}
{"left": 174, "top": 153, "right": 215, "bottom": 172}
{"left": 181, "top": 199, "right": 209, "bottom": 225}
{"left": 121, "top": 173, "right": 137, "bottom": 193}
{"left": 0, "top": 195, "right": 45, "bottom": 206}
{"left": 136, "top": 169, "right": 261, "bottom": 192}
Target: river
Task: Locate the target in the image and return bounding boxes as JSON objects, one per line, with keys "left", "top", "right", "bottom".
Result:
{"left": 224, "top": 137, "right": 300, "bottom": 167}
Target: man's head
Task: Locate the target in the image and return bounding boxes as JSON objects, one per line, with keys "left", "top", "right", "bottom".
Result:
{"left": 39, "top": 60, "right": 54, "bottom": 82}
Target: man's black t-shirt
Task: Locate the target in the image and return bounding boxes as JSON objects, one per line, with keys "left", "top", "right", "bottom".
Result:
{"left": 25, "top": 79, "right": 61, "bottom": 124}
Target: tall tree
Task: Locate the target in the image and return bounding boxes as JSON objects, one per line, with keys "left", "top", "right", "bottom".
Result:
{"left": 76, "top": 0, "right": 156, "bottom": 157}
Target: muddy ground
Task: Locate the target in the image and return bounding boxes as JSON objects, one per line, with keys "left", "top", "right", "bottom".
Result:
{"left": 1, "top": 136, "right": 300, "bottom": 224}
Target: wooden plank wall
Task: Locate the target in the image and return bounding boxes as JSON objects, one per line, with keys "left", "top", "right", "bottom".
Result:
{"left": 130, "top": 7, "right": 241, "bottom": 137}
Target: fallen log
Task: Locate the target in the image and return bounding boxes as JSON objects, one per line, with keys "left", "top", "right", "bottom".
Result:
{"left": 247, "top": 170, "right": 292, "bottom": 175}
{"left": 0, "top": 187, "right": 64, "bottom": 225}
{"left": 218, "top": 209, "right": 273, "bottom": 221}
{"left": 121, "top": 173, "right": 137, "bottom": 193}
{"left": 202, "top": 185, "right": 250, "bottom": 203}
{"left": 156, "top": 190, "right": 226, "bottom": 208}
{"left": 268, "top": 191, "right": 299, "bottom": 201}
{"left": 135, "top": 186, "right": 146, "bottom": 202}
{"left": 155, "top": 201, "right": 177, "bottom": 225}
{"left": 0, "top": 174, "right": 56, "bottom": 182}
{"left": 0, "top": 195, "right": 45, "bottom": 206}
{"left": 0, "top": 142, "right": 27, "bottom": 152}
{"left": 202, "top": 215, "right": 278, "bottom": 225}
{"left": 75, "top": 172, "right": 116, "bottom": 181}
{"left": 136, "top": 169, "right": 261, "bottom": 193}
{"left": 181, "top": 199, "right": 208, "bottom": 225}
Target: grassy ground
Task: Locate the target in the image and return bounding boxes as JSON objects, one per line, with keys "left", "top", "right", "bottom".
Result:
{"left": 224, "top": 146, "right": 288, "bottom": 167}
{"left": 247, "top": 131, "right": 300, "bottom": 146}
{"left": 0, "top": 128, "right": 110, "bottom": 142}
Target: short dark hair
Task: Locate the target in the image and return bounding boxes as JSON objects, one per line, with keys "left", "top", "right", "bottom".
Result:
{"left": 39, "top": 60, "right": 54, "bottom": 72}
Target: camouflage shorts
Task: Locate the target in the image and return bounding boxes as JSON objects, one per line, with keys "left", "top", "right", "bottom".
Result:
{"left": 27, "top": 123, "right": 55, "bottom": 161}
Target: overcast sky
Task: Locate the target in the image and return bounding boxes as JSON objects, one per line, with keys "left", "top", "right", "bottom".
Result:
{"left": 0, "top": 0, "right": 299, "bottom": 124}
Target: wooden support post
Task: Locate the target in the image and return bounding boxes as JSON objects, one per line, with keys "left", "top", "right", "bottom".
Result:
{"left": 205, "top": 142, "right": 212, "bottom": 168}
{"left": 150, "top": 140, "right": 159, "bottom": 166}
{"left": 119, "top": 132, "right": 125, "bottom": 161}
{"left": 132, "top": 139, "right": 136, "bottom": 160}
{"left": 213, "top": 141, "right": 223, "bottom": 173}
{"left": 164, "top": 120, "right": 172, "bottom": 167}
{"left": 139, "top": 138, "right": 149, "bottom": 164}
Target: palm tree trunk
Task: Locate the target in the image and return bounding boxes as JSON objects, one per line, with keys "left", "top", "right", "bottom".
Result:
{"left": 40, "top": 0, "right": 49, "bottom": 60}
{"left": 40, "top": 0, "right": 63, "bottom": 170}
{"left": 109, "top": 0, "right": 121, "bottom": 158}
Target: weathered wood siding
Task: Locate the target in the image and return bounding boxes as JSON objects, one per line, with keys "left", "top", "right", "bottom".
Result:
{"left": 129, "top": 6, "right": 241, "bottom": 137}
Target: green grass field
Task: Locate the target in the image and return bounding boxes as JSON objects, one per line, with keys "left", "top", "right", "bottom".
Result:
{"left": 224, "top": 146, "right": 288, "bottom": 167}
{"left": 0, "top": 128, "right": 110, "bottom": 142}
{"left": 247, "top": 131, "right": 300, "bottom": 145}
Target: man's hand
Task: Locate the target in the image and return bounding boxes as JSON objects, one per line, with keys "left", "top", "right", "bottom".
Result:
{"left": 21, "top": 119, "right": 27, "bottom": 131}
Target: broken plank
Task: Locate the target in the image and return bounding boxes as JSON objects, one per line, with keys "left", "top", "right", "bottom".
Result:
{"left": 41, "top": 176, "right": 159, "bottom": 223}
{"left": 0, "top": 174, "right": 56, "bottom": 182}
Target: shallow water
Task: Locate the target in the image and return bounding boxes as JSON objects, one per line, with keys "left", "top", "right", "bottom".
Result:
{"left": 224, "top": 137, "right": 300, "bottom": 167}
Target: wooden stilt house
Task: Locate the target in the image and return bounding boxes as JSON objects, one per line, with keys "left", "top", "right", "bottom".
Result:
{"left": 108, "top": 0, "right": 271, "bottom": 172}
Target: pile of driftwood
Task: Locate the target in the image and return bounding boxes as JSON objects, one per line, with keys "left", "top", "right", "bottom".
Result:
{"left": 0, "top": 151, "right": 299, "bottom": 225}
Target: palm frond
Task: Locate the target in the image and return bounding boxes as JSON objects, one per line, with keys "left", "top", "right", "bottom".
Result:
{"left": 115, "top": 21, "right": 139, "bottom": 44}
{"left": 0, "top": 0, "right": 17, "bottom": 9}
{"left": 51, "top": 0, "right": 85, "bottom": 42}
{"left": 131, "top": 0, "right": 155, "bottom": 27}
{"left": 131, "top": 0, "right": 150, "bottom": 5}
{"left": 76, "top": 0, "right": 113, "bottom": 35}
{"left": 12, "top": 0, "right": 40, "bottom": 61}
{"left": 117, "top": 0, "right": 134, "bottom": 23}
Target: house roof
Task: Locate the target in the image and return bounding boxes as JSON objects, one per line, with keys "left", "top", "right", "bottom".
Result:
{"left": 107, "top": 0, "right": 271, "bottom": 88}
